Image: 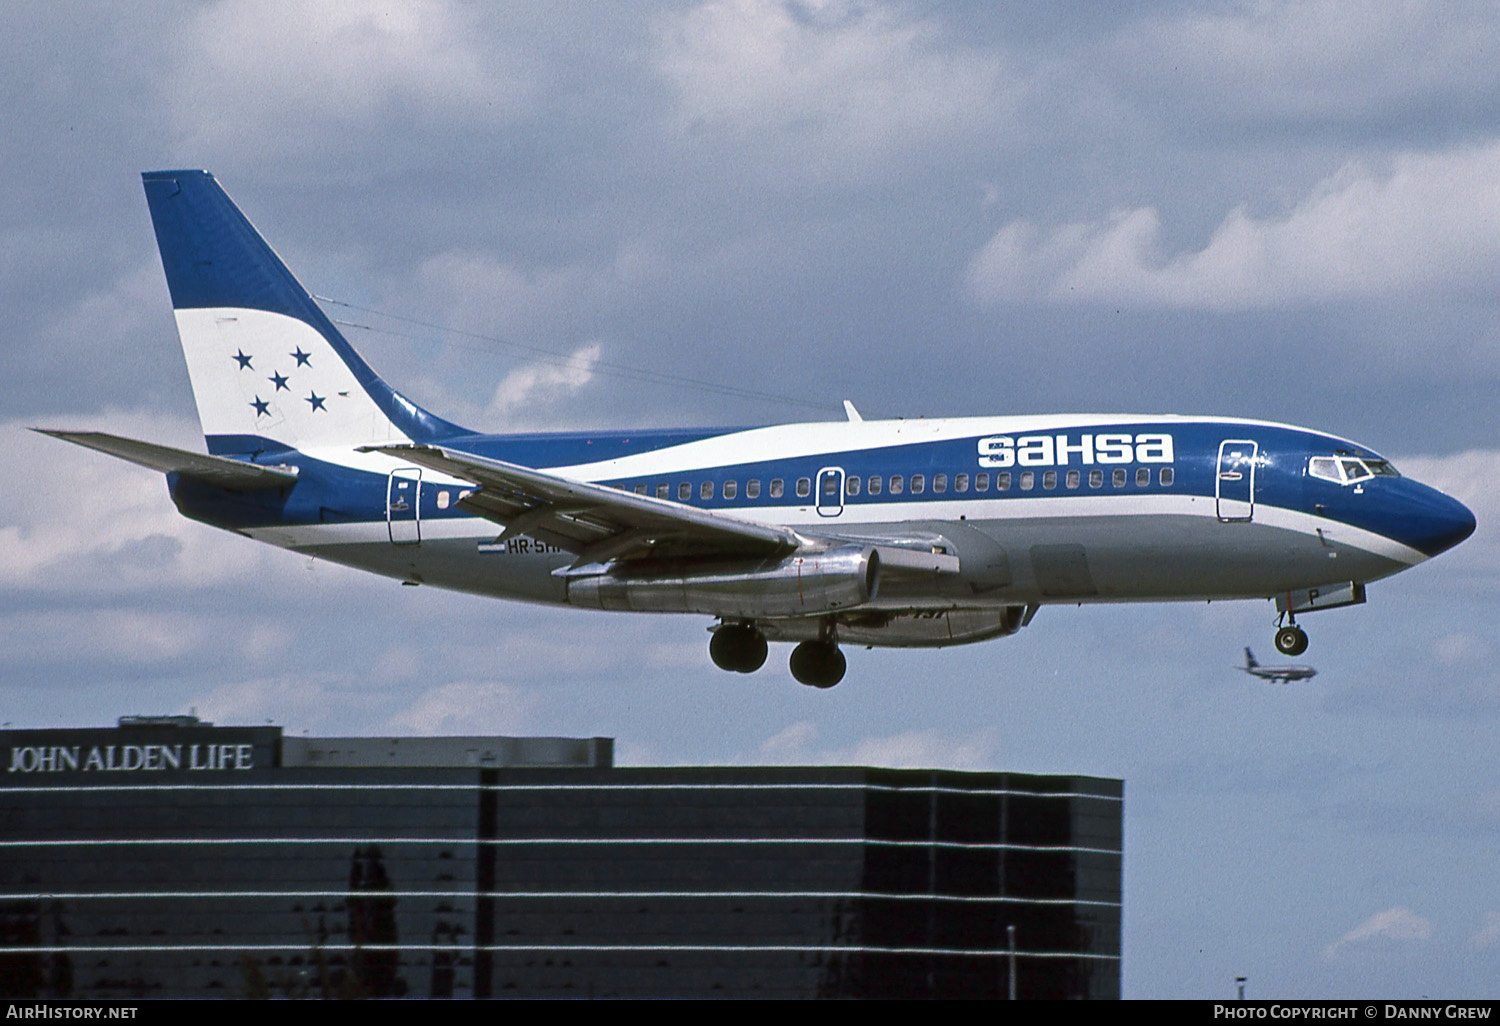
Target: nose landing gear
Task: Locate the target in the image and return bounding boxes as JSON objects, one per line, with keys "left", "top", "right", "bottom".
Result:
{"left": 1274, "top": 612, "right": 1309, "bottom": 656}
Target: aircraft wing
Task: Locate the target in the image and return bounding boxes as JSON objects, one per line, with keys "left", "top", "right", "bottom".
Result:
{"left": 36, "top": 429, "right": 299, "bottom": 491}
{"left": 368, "top": 443, "right": 802, "bottom": 564}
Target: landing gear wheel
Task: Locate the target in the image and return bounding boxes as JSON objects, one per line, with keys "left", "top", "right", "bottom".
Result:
{"left": 789, "top": 641, "right": 846, "bottom": 688}
{"left": 1275, "top": 625, "right": 1309, "bottom": 657}
{"left": 709, "top": 624, "right": 768, "bottom": 673}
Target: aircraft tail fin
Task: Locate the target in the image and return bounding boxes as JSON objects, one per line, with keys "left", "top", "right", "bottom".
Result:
{"left": 141, "top": 170, "right": 468, "bottom": 456}
{"left": 1244, "top": 647, "right": 1259, "bottom": 668}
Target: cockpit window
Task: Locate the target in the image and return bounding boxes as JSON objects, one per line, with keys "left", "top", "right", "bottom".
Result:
{"left": 1308, "top": 457, "right": 1341, "bottom": 482}
{"left": 1309, "top": 455, "right": 1400, "bottom": 485}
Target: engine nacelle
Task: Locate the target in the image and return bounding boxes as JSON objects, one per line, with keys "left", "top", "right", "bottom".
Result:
{"left": 567, "top": 546, "right": 880, "bottom": 618}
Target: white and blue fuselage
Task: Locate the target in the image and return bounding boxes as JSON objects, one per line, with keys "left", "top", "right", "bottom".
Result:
{"left": 45, "top": 172, "right": 1475, "bottom": 686}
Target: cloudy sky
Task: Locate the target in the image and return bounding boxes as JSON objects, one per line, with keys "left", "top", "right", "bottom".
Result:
{"left": 4, "top": 0, "right": 1499, "bottom": 999}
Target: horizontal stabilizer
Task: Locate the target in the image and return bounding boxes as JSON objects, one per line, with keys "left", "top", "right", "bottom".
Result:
{"left": 366, "top": 443, "right": 800, "bottom": 563}
{"left": 36, "top": 429, "right": 299, "bottom": 491}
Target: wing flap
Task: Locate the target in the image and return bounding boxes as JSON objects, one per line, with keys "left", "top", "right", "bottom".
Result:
{"left": 368, "top": 443, "right": 800, "bottom": 562}
{"left": 36, "top": 429, "right": 299, "bottom": 491}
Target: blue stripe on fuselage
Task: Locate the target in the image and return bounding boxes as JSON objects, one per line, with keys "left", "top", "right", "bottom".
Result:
{"left": 178, "top": 420, "right": 1456, "bottom": 563}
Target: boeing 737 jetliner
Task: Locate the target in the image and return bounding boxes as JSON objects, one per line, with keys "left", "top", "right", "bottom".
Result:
{"left": 41, "top": 171, "right": 1476, "bottom": 686}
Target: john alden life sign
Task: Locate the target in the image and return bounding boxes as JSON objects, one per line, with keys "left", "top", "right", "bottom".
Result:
{"left": 2, "top": 724, "right": 280, "bottom": 781}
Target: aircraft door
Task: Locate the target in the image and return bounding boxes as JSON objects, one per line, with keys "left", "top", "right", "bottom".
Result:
{"left": 816, "top": 466, "right": 845, "bottom": 517}
{"left": 387, "top": 467, "right": 422, "bottom": 544}
{"left": 1216, "top": 440, "right": 1257, "bottom": 522}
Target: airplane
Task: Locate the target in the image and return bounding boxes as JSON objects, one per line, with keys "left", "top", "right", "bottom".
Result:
{"left": 39, "top": 170, "right": 1477, "bottom": 688}
{"left": 1239, "top": 648, "right": 1316, "bottom": 685}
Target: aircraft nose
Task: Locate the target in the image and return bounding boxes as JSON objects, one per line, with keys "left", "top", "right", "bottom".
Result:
{"left": 1401, "top": 482, "right": 1476, "bottom": 557}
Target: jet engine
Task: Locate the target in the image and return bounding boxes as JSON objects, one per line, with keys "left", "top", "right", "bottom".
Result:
{"left": 567, "top": 545, "right": 879, "bottom": 618}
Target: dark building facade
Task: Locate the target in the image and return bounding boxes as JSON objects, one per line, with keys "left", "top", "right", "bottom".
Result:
{"left": 0, "top": 720, "right": 1121, "bottom": 999}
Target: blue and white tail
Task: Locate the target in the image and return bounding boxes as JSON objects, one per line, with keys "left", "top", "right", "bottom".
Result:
{"left": 142, "top": 170, "right": 467, "bottom": 456}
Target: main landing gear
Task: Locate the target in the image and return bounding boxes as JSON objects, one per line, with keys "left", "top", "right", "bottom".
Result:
{"left": 789, "top": 640, "right": 846, "bottom": 689}
{"left": 709, "top": 622, "right": 768, "bottom": 673}
{"left": 708, "top": 621, "right": 848, "bottom": 687}
{"left": 1274, "top": 612, "right": 1309, "bottom": 657}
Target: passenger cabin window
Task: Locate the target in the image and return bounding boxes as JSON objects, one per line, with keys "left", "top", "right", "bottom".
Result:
{"left": 910, "top": 474, "right": 925, "bottom": 494}
{"left": 1020, "top": 471, "right": 1034, "bottom": 491}
{"left": 890, "top": 475, "right": 904, "bottom": 494}
{"left": 955, "top": 473, "right": 969, "bottom": 493}
{"left": 1089, "top": 469, "right": 1103, "bottom": 488}
{"left": 1136, "top": 467, "right": 1150, "bottom": 486}
{"left": 634, "top": 484, "right": 647, "bottom": 496}
{"left": 746, "top": 479, "right": 761, "bottom": 499}
{"left": 656, "top": 484, "right": 670, "bottom": 500}
{"left": 976, "top": 472, "right": 990, "bottom": 491}
{"left": 846, "top": 476, "right": 861, "bottom": 496}
{"left": 797, "top": 477, "right": 812, "bottom": 498}
{"left": 867, "top": 475, "right": 882, "bottom": 495}
{"left": 723, "top": 480, "right": 737, "bottom": 500}
{"left": 1042, "top": 470, "right": 1056, "bottom": 490}
{"left": 701, "top": 481, "right": 715, "bottom": 500}
{"left": 1160, "top": 468, "right": 1174, "bottom": 487}
{"left": 996, "top": 472, "right": 1010, "bottom": 491}
{"left": 1113, "top": 468, "right": 1127, "bottom": 488}
{"left": 1065, "top": 469, "right": 1080, "bottom": 489}
{"left": 933, "top": 473, "right": 947, "bottom": 493}
{"left": 770, "top": 479, "right": 784, "bottom": 498}
{"left": 678, "top": 482, "right": 692, "bottom": 501}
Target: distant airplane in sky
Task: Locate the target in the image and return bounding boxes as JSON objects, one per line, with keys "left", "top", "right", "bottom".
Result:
{"left": 39, "top": 171, "right": 1477, "bottom": 686}
{"left": 1239, "top": 648, "right": 1316, "bottom": 684}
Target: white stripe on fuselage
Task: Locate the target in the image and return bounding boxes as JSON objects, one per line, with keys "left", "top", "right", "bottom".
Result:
{"left": 281, "top": 415, "right": 1366, "bottom": 483}
{"left": 543, "top": 414, "right": 1360, "bottom": 480}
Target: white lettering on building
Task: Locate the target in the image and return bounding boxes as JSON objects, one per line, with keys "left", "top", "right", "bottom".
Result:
{"left": 6, "top": 741, "right": 256, "bottom": 774}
